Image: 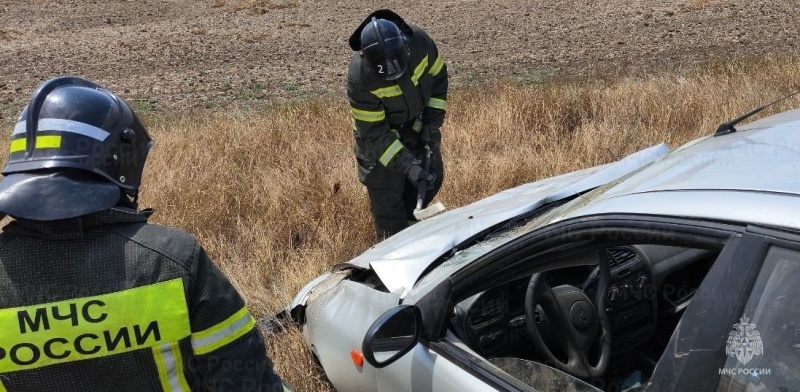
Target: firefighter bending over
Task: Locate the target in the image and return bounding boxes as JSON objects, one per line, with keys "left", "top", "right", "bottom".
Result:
{"left": 347, "top": 9, "right": 449, "bottom": 239}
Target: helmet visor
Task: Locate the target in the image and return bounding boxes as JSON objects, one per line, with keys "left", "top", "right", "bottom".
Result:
{"left": 0, "top": 171, "right": 120, "bottom": 220}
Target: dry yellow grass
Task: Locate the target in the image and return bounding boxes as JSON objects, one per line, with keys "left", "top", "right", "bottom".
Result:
{"left": 1, "top": 55, "right": 797, "bottom": 390}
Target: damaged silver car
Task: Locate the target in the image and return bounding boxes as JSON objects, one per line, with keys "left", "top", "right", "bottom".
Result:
{"left": 287, "top": 108, "right": 800, "bottom": 391}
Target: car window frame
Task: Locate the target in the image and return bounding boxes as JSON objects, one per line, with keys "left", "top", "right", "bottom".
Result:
{"left": 412, "top": 214, "right": 763, "bottom": 392}
{"left": 702, "top": 225, "right": 800, "bottom": 391}
{"left": 424, "top": 339, "right": 534, "bottom": 391}
{"left": 647, "top": 229, "right": 768, "bottom": 391}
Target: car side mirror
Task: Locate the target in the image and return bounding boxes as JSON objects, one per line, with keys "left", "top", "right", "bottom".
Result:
{"left": 362, "top": 305, "right": 423, "bottom": 368}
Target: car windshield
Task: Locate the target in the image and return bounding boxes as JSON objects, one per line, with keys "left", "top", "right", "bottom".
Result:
{"left": 413, "top": 217, "right": 535, "bottom": 292}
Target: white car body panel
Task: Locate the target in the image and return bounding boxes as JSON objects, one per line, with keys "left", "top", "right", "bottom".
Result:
{"left": 376, "top": 332, "right": 497, "bottom": 392}
{"left": 555, "top": 109, "right": 800, "bottom": 227}
{"left": 303, "top": 279, "right": 401, "bottom": 391}
{"left": 560, "top": 191, "right": 800, "bottom": 230}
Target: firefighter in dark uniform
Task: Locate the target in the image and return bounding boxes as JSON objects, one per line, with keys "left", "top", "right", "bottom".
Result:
{"left": 347, "top": 10, "right": 448, "bottom": 239}
{"left": 0, "top": 77, "right": 288, "bottom": 392}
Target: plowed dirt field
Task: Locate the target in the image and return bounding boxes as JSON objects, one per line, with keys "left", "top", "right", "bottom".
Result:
{"left": 1, "top": 0, "right": 798, "bottom": 115}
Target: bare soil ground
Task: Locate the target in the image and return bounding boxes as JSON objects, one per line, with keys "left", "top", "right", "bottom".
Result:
{"left": 1, "top": 0, "right": 799, "bottom": 117}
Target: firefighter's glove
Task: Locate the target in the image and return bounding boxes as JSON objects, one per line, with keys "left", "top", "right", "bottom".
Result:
{"left": 422, "top": 127, "right": 441, "bottom": 150}
{"left": 406, "top": 163, "right": 436, "bottom": 190}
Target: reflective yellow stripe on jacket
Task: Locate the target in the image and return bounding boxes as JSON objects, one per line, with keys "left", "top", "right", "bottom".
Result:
{"left": 429, "top": 55, "right": 444, "bottom": 77}
{"left": 152, "top": 342, "right": 190, "bottom": 391}
{"left": 371, "top": 85, "right": 402, "bottom": 98}
{"left": 411, "top": 55, "right": 429, "bottom": 86}
{"left": 191, "top": 307, "right": 255, "bottom": 356}
{"left": 379, "top": 139, "right": 405, "bottom": 167}
{"left": 427, "top": 98, "right": 447, "bottom": 110}
{"left": 351, "top": 107, "right": 386, "bottom": 123}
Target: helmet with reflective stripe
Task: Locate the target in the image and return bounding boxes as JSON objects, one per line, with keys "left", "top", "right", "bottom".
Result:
{"left": 360, "top": 17, "right": 410, "bottom": 81}
{"left": 0, "top": 76, "right": 154, "bottom": 220}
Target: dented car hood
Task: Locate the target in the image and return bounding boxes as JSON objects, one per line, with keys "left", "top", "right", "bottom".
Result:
{"left": 345, "top": 143, "right": 670, "bottom": 294}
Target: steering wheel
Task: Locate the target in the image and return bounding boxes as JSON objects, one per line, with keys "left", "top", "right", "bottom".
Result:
{"left": 523, "top": 251, "right": 612, "bottom": 379}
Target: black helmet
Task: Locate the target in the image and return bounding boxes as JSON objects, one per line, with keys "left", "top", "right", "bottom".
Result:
{"left": 0, "top": 76, "right": 154, "bottom": 220}
{"left": 359, "top": 17, "right": 410, "bottom": 80}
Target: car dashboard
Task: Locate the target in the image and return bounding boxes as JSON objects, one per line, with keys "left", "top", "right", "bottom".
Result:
{"left": 450, "top": 245, "right": 717, "bottom": 359}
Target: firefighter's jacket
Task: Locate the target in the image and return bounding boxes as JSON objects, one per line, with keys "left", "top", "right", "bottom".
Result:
{"left": 0, "top": 208, "right": 285, "bottom": 392}
{"left": 347, "top": 24, "right": 448, "bottom": 174}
